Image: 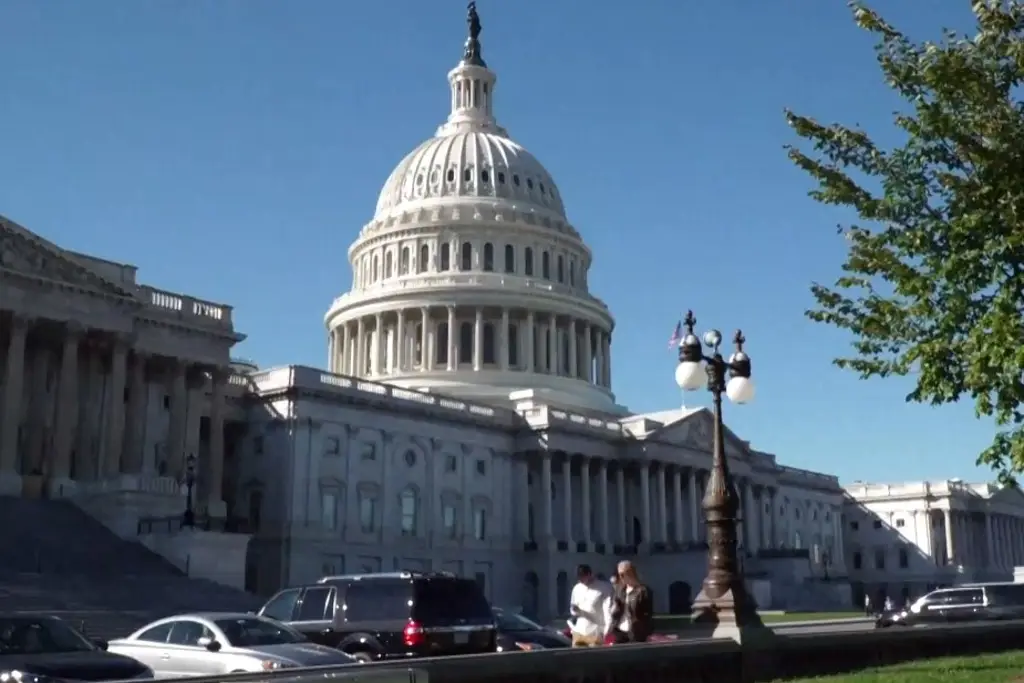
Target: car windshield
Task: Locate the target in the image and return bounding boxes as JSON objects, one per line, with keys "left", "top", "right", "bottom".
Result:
{"left": 0, "top": 617, "right": 95, "bottom": 654}
{"left": 493, "top": 609, "right": 542, "bottom": 632}
{"left": 214, "top": 617, "right": 306, "bottom": 647}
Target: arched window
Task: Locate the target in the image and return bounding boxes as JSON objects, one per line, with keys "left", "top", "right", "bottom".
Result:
{"left": 400, "top": 488, "right": 418, "bottom": 536}
{"left": 483, "top": 243, "right": 494, "bottom": 272}
{"left": 399, "top": 247, "right": 410, "bottom": 275}
{"left": 461, "top": 242, "right": 473, "bottom": 270}
{"left": 483, "top": 323, "right": 495, "bottom": 364}
{"left": 504, "top": 245, "right": 515, "bottom": 273}
{"left": 418, "top": 244, "right": 429, "bottom": 273}
{"left": 436, "top": 322, "right": 449, "bottom": 366}
{"left": 524, "top": 248, "right": 534, "bottom": 276}
{"left": 557, "top": 255, "right": 564, "bottom": 283}
{"left": 459, "top": 322, "right": 473, "bottom": 364}
{"left": 440, "top": 243, "right": 451, "bottom": 271}
{"left": 372, "top": 255, "right": 380, "bottom": 282}
{"left": 508, "top": 323, "right": 519, "bottom": 368}
{"left": 541, "top": 252, "right": 550, "bottom": 279}
{"left": 385, "top": 251, "right": 394, "bottom": 279}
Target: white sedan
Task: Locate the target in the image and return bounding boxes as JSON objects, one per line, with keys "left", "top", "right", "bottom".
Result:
{"left": 107, "top": 612, "right": 358, "bottom": 678}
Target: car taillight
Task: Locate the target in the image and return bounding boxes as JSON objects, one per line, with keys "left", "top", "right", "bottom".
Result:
{"left": 403, "top": 620, "right": 425, "bottom": 647}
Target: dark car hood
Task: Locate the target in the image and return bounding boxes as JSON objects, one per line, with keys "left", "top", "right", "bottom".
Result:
{"left": 497, "top": 629, "right": 571, "bottom": 649}
{"left": 0, "top": 650, "right": 150, "bottom": 681}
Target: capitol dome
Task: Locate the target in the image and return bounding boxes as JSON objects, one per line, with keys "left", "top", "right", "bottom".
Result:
{"left": 324, "top": 3, "right": 619, "bottom": 414}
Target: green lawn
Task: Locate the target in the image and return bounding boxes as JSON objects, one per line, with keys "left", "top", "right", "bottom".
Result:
{"left": 774, "top": 650, "right": 1024, "bottom": 682}
{"left": 652, "top": 611, "right": 863, "bottom": 630}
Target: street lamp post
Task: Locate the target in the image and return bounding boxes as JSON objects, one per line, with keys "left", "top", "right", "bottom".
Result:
{"left": 182, "top": 454, "right": 197, "bottom": 529}
{"left": 675, "top": 311, "right": 771, "bottom": 641}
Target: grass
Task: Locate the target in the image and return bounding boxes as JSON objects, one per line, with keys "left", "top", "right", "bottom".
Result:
{"left": 774, "top": 649, "right": 1024, "bottom": 682}
{"left": 651, "top": 611, "right": 863, "bottom": 631}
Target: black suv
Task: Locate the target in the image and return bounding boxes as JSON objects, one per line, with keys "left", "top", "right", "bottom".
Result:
{"left": 258, "top": 572, "right": 496, "bottom": 662}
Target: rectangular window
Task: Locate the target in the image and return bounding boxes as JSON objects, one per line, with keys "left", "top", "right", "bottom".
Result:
{"left": 321, "top": 491, "right": 338, "bottom": 531}
{"left": 443, "top": 504, "right": 457, "bottom": 538}
{"left": 359, "top": 492, "right": 377, "bottom": 532}
{"left": 473, "top": 508, "right": 487, "bottom": 540}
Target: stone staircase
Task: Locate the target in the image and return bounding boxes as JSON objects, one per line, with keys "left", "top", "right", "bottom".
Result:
{"left": 0, "top": 497, "right": 261, "bottom": 640}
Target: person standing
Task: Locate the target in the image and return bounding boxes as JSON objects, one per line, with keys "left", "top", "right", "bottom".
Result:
{"left": 613, "top": 561, "right": 653, "bottom": 643}
{"left": 863, "top": 594, "right": 872, "bottom": 616}
{"left": 568, "top": 564, "right": 614, "bottom": 647}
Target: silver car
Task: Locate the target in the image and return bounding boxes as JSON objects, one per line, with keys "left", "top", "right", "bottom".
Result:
{"left": 107, "top": 612, "right": 358, "bottom": 678}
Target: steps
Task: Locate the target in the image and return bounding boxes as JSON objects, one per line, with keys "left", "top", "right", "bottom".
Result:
{"left": 0, "top": 497, "right": 261, "bottom": 638}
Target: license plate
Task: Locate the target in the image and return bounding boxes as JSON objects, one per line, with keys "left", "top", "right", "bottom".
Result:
{"left": 454, "top": 632, "right": 469, "bottom": 644}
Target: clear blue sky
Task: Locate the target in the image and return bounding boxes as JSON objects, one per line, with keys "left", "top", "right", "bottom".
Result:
{"left": 0, "top": 1, "right": 995, "bottom": 485}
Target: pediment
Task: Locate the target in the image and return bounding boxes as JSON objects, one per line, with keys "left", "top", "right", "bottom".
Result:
{"left": 989, "top": 485, "right": 1024, "bottom": 505}
{"left": 0, "top": 216, "right": 138, "bottom": 299}
{"left": 651, "top": 408, "right": 750, "bottom": 457}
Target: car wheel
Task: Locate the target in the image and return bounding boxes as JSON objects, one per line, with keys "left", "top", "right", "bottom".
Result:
{"left": 349, "top": 651, "right": 375, "bottom": 664}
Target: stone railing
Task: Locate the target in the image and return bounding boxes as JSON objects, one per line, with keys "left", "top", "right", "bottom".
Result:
{"left": 330, "top": 272, "right": 610, "bottom": 312}
{"left": 140, "top": 285, "right": 234, "bottom": 329}
{"left": 844, "top": 479, "right": 989, "bottom": 500}
{"left": 777, "top": 464, "right": 841, "bottom": 490}
{"left": 244, "top": 365, "right": 520, "bottom": 426}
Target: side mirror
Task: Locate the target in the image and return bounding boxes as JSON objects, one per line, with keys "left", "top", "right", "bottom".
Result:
{"left": 197, "top": 637, "right": 221, "bottom": 652}
{"left": 92, "top": 639, "right": 108, "bottom": 651}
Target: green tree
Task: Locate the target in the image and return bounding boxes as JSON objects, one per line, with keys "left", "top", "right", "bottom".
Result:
{"left": 786, "top": 1, "right": 1024, "bottom": 483}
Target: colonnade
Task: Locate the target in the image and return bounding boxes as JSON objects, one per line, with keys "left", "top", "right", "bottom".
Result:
{"left": 941, "top": 508, "right": 1024, "bottom": 568}
{"left": 0, "top": 313, "right": 227, "bottom": 509}
{"left": 328, "top": 306, "right": 613, "bottom": 389}
{"left": 513, "top": 451, "right": 845, "bottom": 563}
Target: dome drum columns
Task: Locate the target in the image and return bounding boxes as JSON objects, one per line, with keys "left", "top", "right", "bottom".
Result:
{"left": 328, "top": 305, "right": 612, "bottom": 391}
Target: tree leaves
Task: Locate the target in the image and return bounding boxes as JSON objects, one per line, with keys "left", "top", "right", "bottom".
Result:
{"left": 786, "top": 1, "right": 1024, "bottom": 483}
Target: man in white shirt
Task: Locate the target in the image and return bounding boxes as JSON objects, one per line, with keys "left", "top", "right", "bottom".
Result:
{"left": 568, "top": 564, "right": 613, "bottom": 647}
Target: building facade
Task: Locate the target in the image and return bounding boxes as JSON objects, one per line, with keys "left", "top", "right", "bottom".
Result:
{"left": 843, "top": 479, "right": 1024, "bottom": 606}
{"left": 0, "top": 5, "right": 854, "bottom": 616}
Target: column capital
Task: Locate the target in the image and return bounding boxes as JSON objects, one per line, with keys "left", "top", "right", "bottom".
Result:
{"left": 63, "top": 321, "right": 87, "bottom": 340}
{"left": 9, "top": 313, "right": 33, "bottom": 331}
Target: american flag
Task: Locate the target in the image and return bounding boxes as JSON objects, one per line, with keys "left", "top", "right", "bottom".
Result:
{"left": 667, "top": 320, "right": 682, "bottom": 349}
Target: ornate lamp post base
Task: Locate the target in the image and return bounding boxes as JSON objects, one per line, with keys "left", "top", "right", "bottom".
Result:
{"left": 691, "top": 584, "right": 773, "bottom": 643}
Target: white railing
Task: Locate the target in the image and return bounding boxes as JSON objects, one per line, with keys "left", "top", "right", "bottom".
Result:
{"left": 330, "top": 273, "right": 609, "bottom": 311}
{"left": 778, "top": 464, "right": 841, "bottom": 488}
{"left": 140, "top": 285, "right": 234, "bottom": 329}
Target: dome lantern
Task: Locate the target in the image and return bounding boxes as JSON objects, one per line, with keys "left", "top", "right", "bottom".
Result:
{"left": 437, "top": 2, "right": 505, "bottom": 138}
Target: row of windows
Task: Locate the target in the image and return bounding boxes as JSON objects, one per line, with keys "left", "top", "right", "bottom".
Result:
{"left": 357, "top": 242, "right": 585, "bottom": 289}
{"left": 320, "top": 487, "right": 488, "bottom": 541}
{"left": 852, "top": 547, "right": 911, "bottom": 570}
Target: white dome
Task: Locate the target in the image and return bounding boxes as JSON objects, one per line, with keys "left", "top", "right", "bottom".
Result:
{"left": 374, "top": 132, "right": 566, "bottom": 219}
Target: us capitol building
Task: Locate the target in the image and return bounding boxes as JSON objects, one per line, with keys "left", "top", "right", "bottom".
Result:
{"left": 0, "top": 4, "right": 966, "bottom": 617}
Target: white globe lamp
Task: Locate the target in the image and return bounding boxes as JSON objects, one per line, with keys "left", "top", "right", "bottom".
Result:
{"left": 675, "top": 360, "right": 707, "bottom": 392}
{"left": 726, "top": 375, "right": 755, "bottom": 404}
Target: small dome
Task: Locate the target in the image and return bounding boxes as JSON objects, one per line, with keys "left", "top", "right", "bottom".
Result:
{"left": 374, "top": 132, "right": 565, "bottom": 219}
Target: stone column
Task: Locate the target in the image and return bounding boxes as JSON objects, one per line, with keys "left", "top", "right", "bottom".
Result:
{"left": 541, "top": 451, "right": 553, "bottom": 541}
{"left": 355, "top": 318, "right": 366, "bottom": 376}
{"left": 206, "top": 367, "right": 228, "bottom": 517}
{"left": 582, "top": 323, "right": 592, "bottom": 383}
{"left": 421, "top": 308, "right": 432, "bottom": 371}
{"left": 672, "top": 468, "right": 684, "bottom": 544}
{"left": 616, "top": 465, "right": 627, "bottom": 544}
{"left": 518, "top": 459, "right": 531, "bottom": 540}
{"left": 102, "top": 337, "right": 128, "bottom": 478}
{"left": 499, "top": 309, "right": 510, "bottom": 371}
{"left": 181, "top": 369, "right": 204, "bottom": 488}
{"left": 656, "top": 464, "right": 668, "bottom": 543}
{"left": 744, "top": 481, "right": 758, "bottom": 554}
{"left": 567, "top": 319, "right": 577, "bottom": 379}
{"left": 944, "top": 509, "right": 955, "bottom": 565}
{"left": 473, "top": 308, "right": 483, "bottom": 371}
{"left": 594, "top": 330, "right": 604, "bottom": 385}
{"left": 122, "top": 352, "right": 148, "bottom": 474}
{"left": 371, "top": 313, "right": 383, "bottom": 375}
{"left": 167, "top": 362, "right": 188, "bottom": 480}
{"left": 525, "top": 312, "right": 535, "bottom": 373}
{"left": 763, "top": 488, "right": 774, "bottom": 549}
{"left": 562, "top": 454, "right": 573, "bottom": 545}
{"left": 547, "top": 314, "right": 558, "bottom": 376}
{"left": 446, "top": 307, "right": 456, "bottom": 371}
{"left": 688, "top": 469, "right": 700, "bottom": 542}
{"left": 597, "top": 459, "right": 609, "bottom": 545}
{"left": 395, "top": 310, "right": 405, "bottom": 372}
{"left": 580, "top": 457, "right": 591, "bottom": 546}
{"left": 0, "top": 315, "right": 30, "bottom": 485}
{"left": 337, "top": 326, "right": 348, "bottom": 374}
{"left": 640, "top": 462, "right": 651, "bottom": 545}
{"left": 51, "top": 325, "right": 82, "bottom": 487}
{"left": 603, "top": 334, "right": 612, "bottom": 388}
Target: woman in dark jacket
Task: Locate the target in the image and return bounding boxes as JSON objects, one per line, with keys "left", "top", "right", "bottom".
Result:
{"left": 614, "top": 561, "right": 654, "bottom": 643}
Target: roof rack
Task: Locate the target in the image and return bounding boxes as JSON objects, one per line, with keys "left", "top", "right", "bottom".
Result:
{"left": 316, "top": 570, "right": 458, "bottom": 583}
